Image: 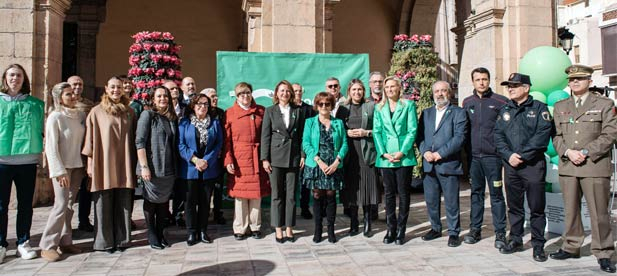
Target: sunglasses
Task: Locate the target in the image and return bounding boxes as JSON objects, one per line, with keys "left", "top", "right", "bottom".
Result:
{"left": 236, "top": 91, "right": 252, "bottom": 97}
{"left": 317, "top": 102, "right": 332, "bottom": 108}
{"left": 568, "top": 77, "right": 589, "bottom": 82}
{"left": 507, "top": 84, "right": 523, "bottom": 89}
{"left": 327, "top": 84, "right": 339, "bottom": 89}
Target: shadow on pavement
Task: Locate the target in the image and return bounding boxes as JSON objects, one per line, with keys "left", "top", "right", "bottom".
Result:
{"left": 178, "top": 260, "right": 276, "bottom": 276}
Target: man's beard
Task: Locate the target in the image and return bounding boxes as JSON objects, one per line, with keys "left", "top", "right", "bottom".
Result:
{"left": 372, "top": 88, "right": 382, "bottom": 94}
{"left": 434, "top": 98, "right": 449, "bottom": 107}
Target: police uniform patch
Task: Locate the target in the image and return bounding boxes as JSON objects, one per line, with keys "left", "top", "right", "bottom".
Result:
{"left": 503, "top": 112, "right": 510, "bottom": 121}
{"left": 541, "top": 111, "right": 550, "bottom": 121}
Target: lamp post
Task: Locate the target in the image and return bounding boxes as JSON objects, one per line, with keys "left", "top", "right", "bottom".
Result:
{"left": 558, "top": 28, "right": 575, "bottom": 55}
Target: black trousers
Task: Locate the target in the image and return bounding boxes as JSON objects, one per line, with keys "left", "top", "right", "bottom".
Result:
{"left": 185, "top": 179, "right": 215, "bottom": 234}
{"left": 143, "top": 199, "right": 169, "bottom": 245}
{"left": 172, "top": 178, "right": 186, "bottom": 221}
{"left": 504, "top": 156, "right": 546, "bottom": 247}
{"left": 270, "top": 167, "right": 297, "bottom": 227}
{"left": 212, "top": 175, "right": 224, "bottom": 218}
{"left": 381, "top": 166, "right": 412, "bottom": 232}
{"left": 78, "top": 174, "right": 92, "bottom": 225}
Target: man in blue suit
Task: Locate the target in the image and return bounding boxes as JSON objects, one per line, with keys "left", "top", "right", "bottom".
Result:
{"left": 417, "top": 81, "right": 468, "bottom": 247}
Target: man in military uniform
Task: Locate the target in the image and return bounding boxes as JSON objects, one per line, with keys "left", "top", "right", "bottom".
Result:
{"left": 494, "top": 73, "right": 553, "bottom": 262}
{"left": 550, "top": 64, "right": 617, "bottom": 273}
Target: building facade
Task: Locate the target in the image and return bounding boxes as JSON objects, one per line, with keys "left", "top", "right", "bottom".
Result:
{"left": 1, "top": 0, "right": 560, "bottom": 204}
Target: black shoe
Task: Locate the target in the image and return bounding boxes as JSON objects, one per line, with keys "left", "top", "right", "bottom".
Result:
{"left": 499, "top": 240, "right": 523, "bottom": 254}
{"left": 599, "top": 258, "right": 617, "bottom": 273}
{"left": 383, "top": 230, "right": 396, "bottom": 244}
{"left": 301, "top": 209, "right": 313, "bottom": 220}
{"left": 252, "top": 231, "right": 263, "bottom": 239}
{"left": 327, "top": 226, "right": 337, "bottom": 243}
{"left": 286, "top": 235, "right": 295, "bottom": 243}
{"left": 349, "top": 226, "right": 359, "bottom": 236}
{"left": 78, "top": 222, "right": 94, "bottom": 232}
{"left": 150, "top": 243, "right": 164, "bottom": 250}
{"left": 422, "top": 229, "right": 442, "bottom": 241}
{"left": 549, "top": 249, "right": 580, "bottom": 260}
{"left": 176, "top": 218, "right": 186, "bottom": 227}
{"left": 160, "top": 237, "right": 170, "bottom": 248}
{"left": 448, "top": 235, "right": 461, "bottom": 247}
{"left": 187, "top": 233, "right": 198, "bottom": 246}
{"left": 117, "top": 246, "right": 128, "bottom": 252}
{"left": 533, "top": 246, "right": 547, "bottom": 262}
{"left": 463, "top": 229, "right": 481, "bottom": 244}
{"left": 234, "top": 233, "right": 245, "bottom": 241}
{"left": 275, "top": 235, "right": 285, "bottom": 244}
{"left": 106, "top": 247, "right": 117, "bottom": 254}
{"left": 200, "top": 232, "right": 212, "bottom": 243}
{"left": 494, "top": 232, "right": 507, "bottom": 249}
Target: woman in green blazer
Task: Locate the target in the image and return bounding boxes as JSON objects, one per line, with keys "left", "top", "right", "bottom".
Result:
{"left": 302, "top": 92, "right": 348, "bottom": 243}
{"left": 373, "top": 76, "right": 418, "bottom": 245}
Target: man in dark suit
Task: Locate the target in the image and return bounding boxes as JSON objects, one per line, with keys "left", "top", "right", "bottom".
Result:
{"left": 550, "top": 64, "right": 617, "bottom": 273}
{"left": 417, "top": 81, "right": 468, "bottom": 247}
{"left": 293, "top": 83, "right": 315, "bottom": 219}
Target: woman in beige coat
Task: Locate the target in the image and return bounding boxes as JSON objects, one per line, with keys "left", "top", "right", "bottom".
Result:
{"left": 82, "top": 76, "right": 136, "bottom": 253}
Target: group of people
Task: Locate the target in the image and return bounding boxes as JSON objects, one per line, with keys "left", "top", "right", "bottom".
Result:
{"left": 0, "top": 62, "right": 616, "bottom": 273}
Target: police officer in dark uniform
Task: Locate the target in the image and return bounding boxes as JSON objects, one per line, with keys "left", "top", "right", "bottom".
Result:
{"left": 494, "top": 73, "right": 553, "bottom": 262}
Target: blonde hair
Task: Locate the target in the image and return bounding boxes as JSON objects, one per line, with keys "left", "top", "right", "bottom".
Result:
{"left": 101, "top": 76, "right": 130, "bottom": 116}
{"left": 273, "top": 80, "right": 295, "bottom": 105}
{"left": 344, "top": 79, "right": 367, "bottom": 105}
{"left": 51, "top": 82, "right": 73, "bottom": 111}
{"left": 378, "top": 76, "right": 404, "bottom": 109}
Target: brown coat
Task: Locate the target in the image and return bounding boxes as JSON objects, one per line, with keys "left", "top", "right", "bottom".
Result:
{"left": 82, "top": 105, "right": 137, "bottom": 192}
{"left": 553, "top": 92, "right": 617, "bottom": 177}
{"left": 224, "top": 102, "right": 270, "bottom": 199}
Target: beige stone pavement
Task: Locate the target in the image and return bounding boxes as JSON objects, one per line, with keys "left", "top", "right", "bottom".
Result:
{"left": 0, "top": 183, "right": 610, "bottom": 276}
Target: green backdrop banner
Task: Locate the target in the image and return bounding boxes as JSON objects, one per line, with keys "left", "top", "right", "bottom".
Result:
{"left": 216, "top": 51, "right": 370, "bottom": 109}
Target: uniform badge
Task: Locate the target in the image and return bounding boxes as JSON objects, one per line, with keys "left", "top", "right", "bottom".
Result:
{"left": 503, "top": 112, "right": 510, "bottom": 121}
{"left": 541, "top": 111, "right": 550, "bottom": 121}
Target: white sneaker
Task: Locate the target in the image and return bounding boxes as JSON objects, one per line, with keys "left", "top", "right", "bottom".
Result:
{"left": 0, "top": 246, "right": 6, "bottom": 263}
{"left": 17, "top": 241, "right": 37, "bottom": 260}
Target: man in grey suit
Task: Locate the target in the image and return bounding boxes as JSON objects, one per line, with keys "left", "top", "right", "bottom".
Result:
{"left": 417, "top": 81, "right": 468, "bottom": 247}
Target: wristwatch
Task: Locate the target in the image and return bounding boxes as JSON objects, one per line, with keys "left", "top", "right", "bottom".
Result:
{"left": 581, "top": 149, "right": 589, "bottom": 156}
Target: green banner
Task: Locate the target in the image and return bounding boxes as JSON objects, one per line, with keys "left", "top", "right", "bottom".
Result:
{"left": 216, "top": 51, "right": 370, "bottom": 109}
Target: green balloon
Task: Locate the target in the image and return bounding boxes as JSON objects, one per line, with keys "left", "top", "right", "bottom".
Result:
{"left": 519, "top": 46, "right": 571, "bottom": 95}
{"left": 546, "top": 138, "right": 557, "bottom": 157}
{"left": 547, "top": 90, "right": 570, "bottom": 106}
{"left": 550, "top": 155, "right": 560, "bottom": 165}
{"left": 548, "top": 106, "right": 554, "bottom": 116}
{"left": 529, "top": 91, "right": 546, "bottom": 104}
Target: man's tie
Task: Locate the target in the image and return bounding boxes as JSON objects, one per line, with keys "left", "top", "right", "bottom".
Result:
{"left": 576, "top": 98, "right": 582, "bottom": 108}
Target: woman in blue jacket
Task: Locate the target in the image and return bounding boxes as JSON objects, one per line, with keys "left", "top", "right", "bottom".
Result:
{"left": 302, "top": 92, "right": 348, "bottom": 243}
{"left": 178, "top": 94, "right": 223, "bottom": 246}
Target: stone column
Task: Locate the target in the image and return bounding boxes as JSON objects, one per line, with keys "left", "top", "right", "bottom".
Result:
{"left": 455, "top": 0, "right": 554, "bottom": 101}
{"left": 242, "top": 0, "right": 340, "bottom": 53}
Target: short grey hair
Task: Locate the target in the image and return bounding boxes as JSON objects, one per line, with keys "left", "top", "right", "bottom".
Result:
{"left": 369, "top": 71, "right": 385, "bottom": 79}
{"left": 51, "top": 82, "right": 73, "bottom": 111}
{"left": 432, "top": 80, "right": 452, "bottom": 93}
{"left": 326, "top": 77, "right": 339, "bottom": 83}
{"left": 200, "top": 88, "right": 216, "bottom": 95}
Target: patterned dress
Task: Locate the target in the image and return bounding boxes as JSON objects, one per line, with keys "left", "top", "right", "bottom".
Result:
{"left": 302, "top": 121, "right": 343, "bottom": 190}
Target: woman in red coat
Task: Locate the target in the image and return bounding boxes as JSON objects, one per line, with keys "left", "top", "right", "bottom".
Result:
{"left": 224, "top": 82, "right": 270, "bottom": 240}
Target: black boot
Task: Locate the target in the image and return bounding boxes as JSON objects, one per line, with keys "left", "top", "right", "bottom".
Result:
{"left": 395, "top": 226, "right": 406, "bottom": 245}
{"left": 349, "top": 206, "right": 359, "bottom": 236}
{"left": 326, "top": 195, "right": 337, "bottom": 243}
{"left": 363, "top": 205, "right": 372, "bottom": 237}
{"left": 313, "top": 197, "right": 323, "bottom": 243}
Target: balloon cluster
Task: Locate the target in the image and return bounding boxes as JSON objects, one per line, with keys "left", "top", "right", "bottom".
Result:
{"left": 518, "top": 46, "right": 573, "bottom": 193}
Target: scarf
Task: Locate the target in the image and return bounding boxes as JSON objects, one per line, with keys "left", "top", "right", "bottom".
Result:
{"left": 190, "top": 114, "right": 211, "bottom": 148}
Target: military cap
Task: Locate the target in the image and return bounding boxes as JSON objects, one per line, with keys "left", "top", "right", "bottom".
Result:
{"left": 565, "top": 64, "right": 593, "bottom": 78}
{"left": 500, "top": 73, "right": 532, "bottom": 86}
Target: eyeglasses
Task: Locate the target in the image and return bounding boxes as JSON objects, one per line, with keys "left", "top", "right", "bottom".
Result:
{"left": 327, "top": 84, "right": 339, "bottom": 89}
{"left": 196, "top": 102, "right": 209, "bottom": 107}
{"left": 236, "top": 91, "right": 252, "bottom": 97}
{"left": 568, "top": 77, "right": 589, "bottom": 82}
{"left": 317, "top": 102, "right": 332, "bottom": 108}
